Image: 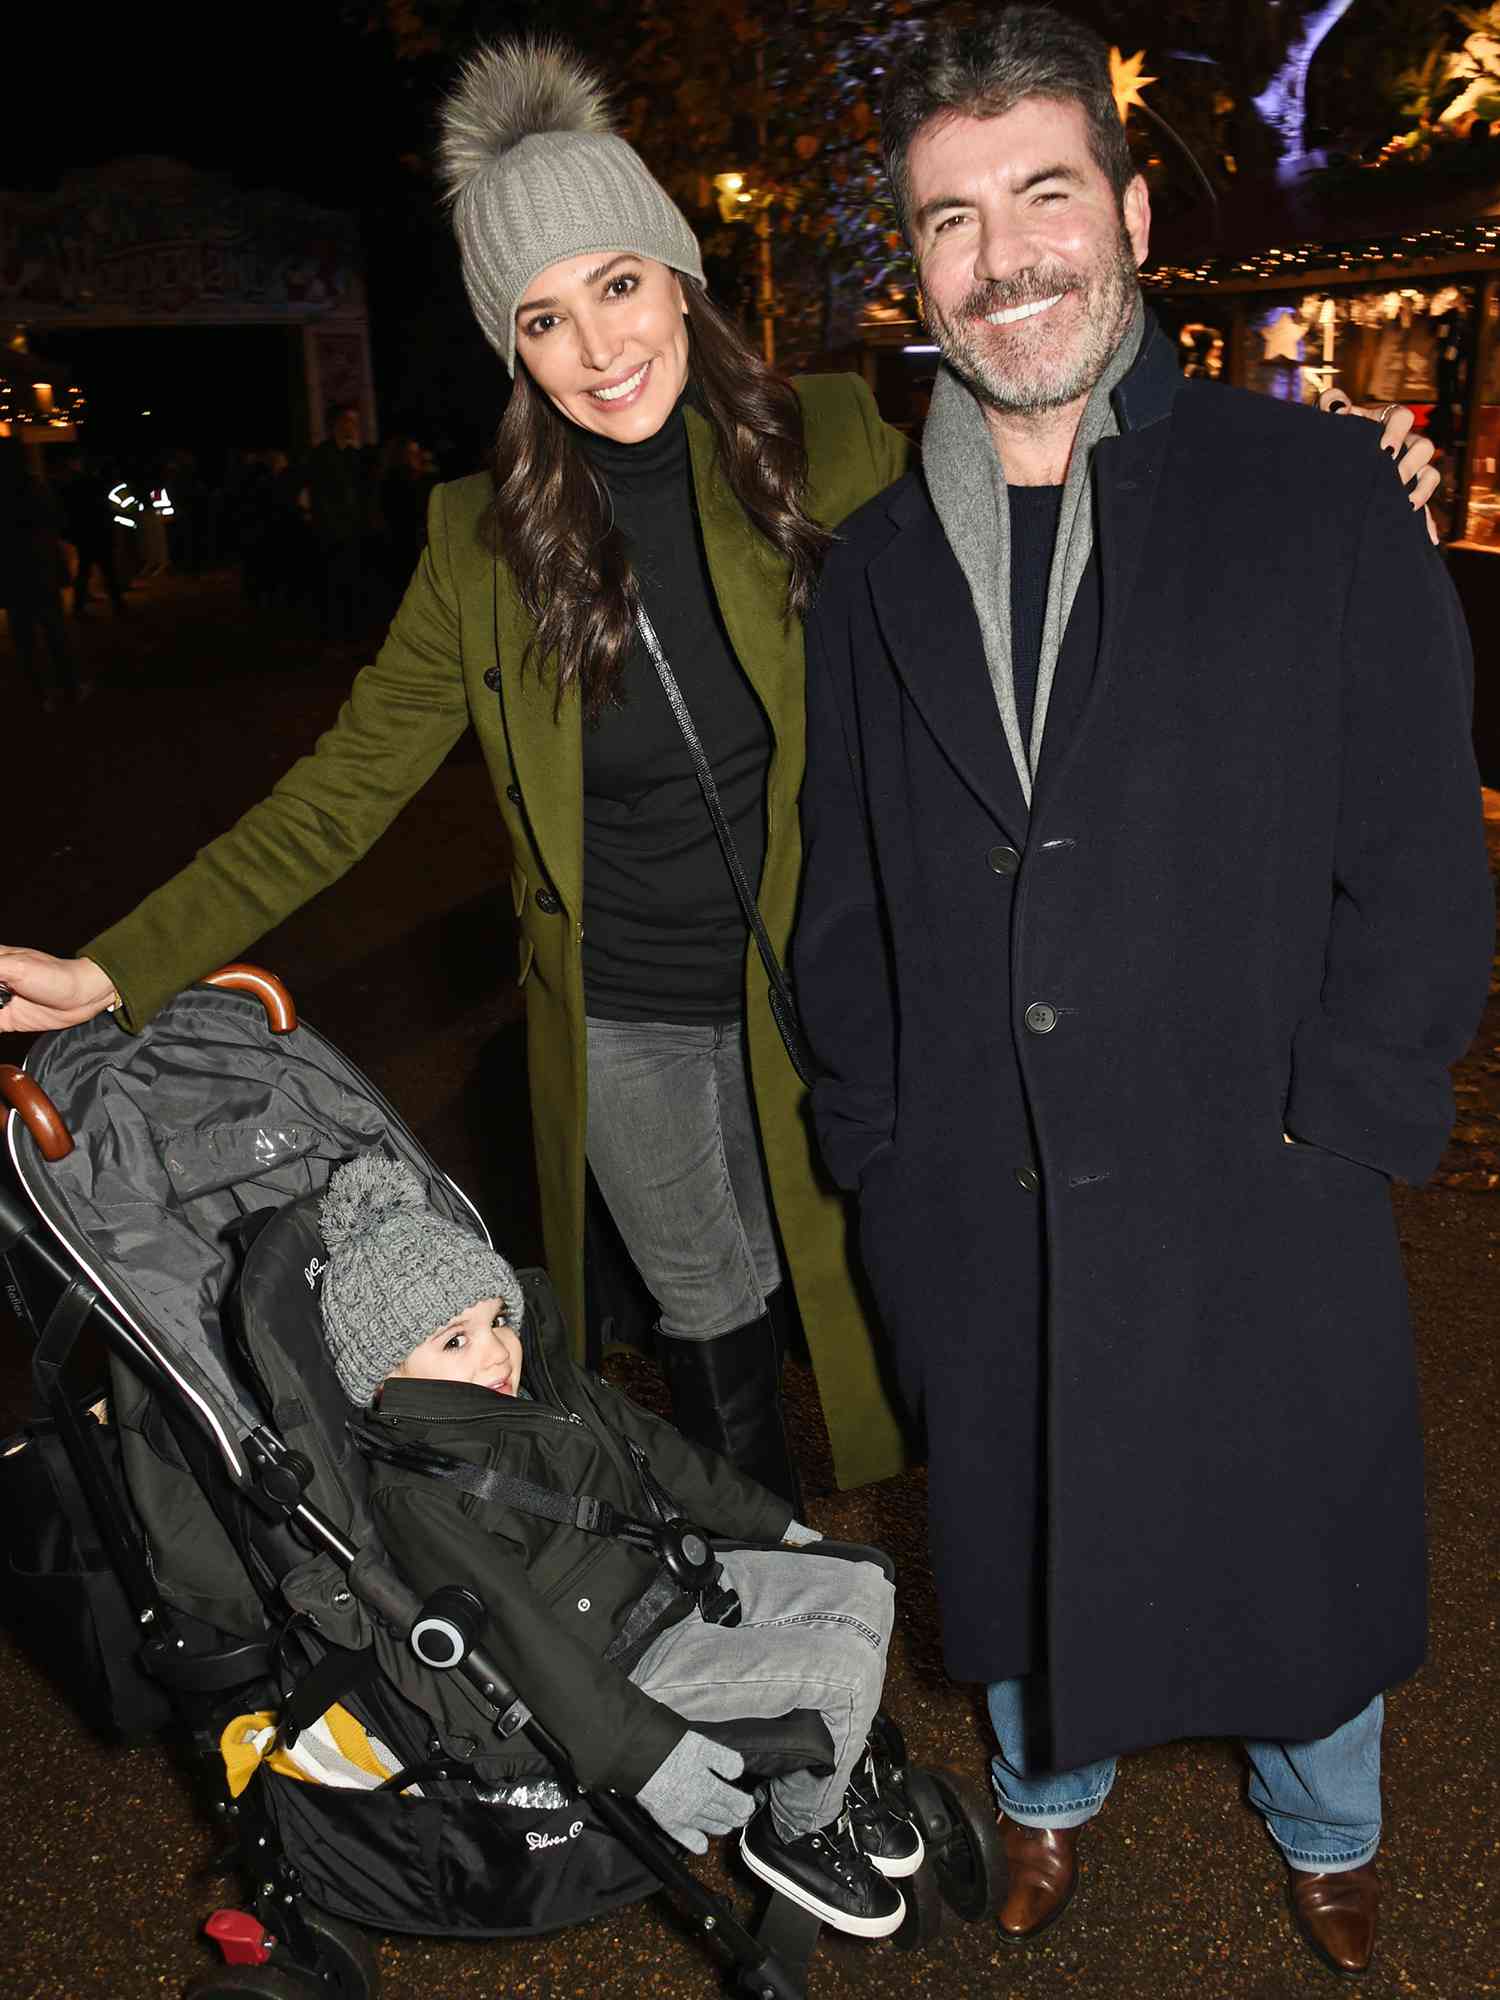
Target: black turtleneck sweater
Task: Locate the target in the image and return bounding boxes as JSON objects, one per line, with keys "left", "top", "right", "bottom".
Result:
{"left": 1007, "top": 482, "right": 1065, "bottom": 746}
{"left": 575, "top": 397, "right": 772, "bottom": 1022}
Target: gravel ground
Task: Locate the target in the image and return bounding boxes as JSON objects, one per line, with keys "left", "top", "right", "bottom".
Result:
{"left": 1, "top": 572, "right": 1496, "bottom": 2000}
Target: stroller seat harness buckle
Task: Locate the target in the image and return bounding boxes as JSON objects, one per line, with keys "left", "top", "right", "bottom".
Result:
{"left": 350, "top": 1424, "right": 742, "bottom": 1629}
{"left": 622, "top": 1440, "right": 741, "bottom": 1628}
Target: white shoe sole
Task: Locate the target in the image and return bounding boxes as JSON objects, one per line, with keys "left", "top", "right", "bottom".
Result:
{"left": 739, "top": 1828, "right": 907, "bottom": 1938}
{"left": 868, "top": 1827, "right": 925, "bottom": 1879}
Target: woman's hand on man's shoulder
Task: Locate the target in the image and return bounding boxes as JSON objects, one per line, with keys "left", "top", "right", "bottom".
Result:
{"left": 1318, "top": 389, "right": 1440, "bottom": 544}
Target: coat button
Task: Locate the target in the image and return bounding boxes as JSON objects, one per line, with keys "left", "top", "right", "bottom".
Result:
{"left": 1024, "top": 1002, "right": 1058, "bottom": 1035}
{"left": 987, "top": 844, "right": 1021, "bottom": 876}
{"left": 1015, "top": 1166, "right": 1040, "bottom": 1193}
{"left": 483, "top": 666, "right": 501, "bottom": 691}
{"left": 535, "top": 887, "right": 562, "bottom": 915}
{"left": 505, "top": 782, "right": 522, "bottom": 805}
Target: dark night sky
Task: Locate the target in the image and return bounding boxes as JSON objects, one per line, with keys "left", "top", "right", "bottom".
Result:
{"left": 5, "top": 4, "right": 423, "bottom": 201}
{"left": 5, "top": 2, "right": 516, "bottom": 466}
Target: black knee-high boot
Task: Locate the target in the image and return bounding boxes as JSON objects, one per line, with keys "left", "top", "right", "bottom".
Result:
{"left": 658, "top": 1311, "right": 804, "bottom": 1514}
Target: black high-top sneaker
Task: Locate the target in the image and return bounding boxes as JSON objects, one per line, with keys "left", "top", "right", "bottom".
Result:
{"left": 845, "top": 1745, "right": 925, "bottom": 1878}
{"left": 740, "top": 1803, "right": 906, "bottom": 1937}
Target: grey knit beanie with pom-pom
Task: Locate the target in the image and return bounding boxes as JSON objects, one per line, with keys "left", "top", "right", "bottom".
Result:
{"left": 438, "top": 39, "right": 705, "bottom": 373}
{"left": 317, "top": 1154, "right": 526, "bottom": 1405}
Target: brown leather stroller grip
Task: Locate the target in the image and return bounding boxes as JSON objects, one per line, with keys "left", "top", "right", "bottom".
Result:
{"left": 0, "top": 1065, "right": 75, "bottom": 1161}
{"left": 199, "top": 965, "right": 298, "bottom": 1033}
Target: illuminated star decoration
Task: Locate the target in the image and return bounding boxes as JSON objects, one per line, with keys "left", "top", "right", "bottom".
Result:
{"left": 1109, "top": 47, "right": 1157, "bottom": 123}
{"left": 1260, "top": 309, "right": 1305, "bottom": 364}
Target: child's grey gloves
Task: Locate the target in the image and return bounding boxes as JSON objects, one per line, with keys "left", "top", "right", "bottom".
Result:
{"left": 636, "top": 1729, "right": 753, "bottom": 1854}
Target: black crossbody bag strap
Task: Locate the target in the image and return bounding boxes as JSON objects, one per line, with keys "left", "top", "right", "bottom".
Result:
{"left": 635, "top": 604, "right": 822, "bottom": 1088}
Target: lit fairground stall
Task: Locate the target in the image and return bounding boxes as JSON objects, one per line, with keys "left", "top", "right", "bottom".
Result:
{"left": 1144, "top": 195, "right": 1500, "bottom": 782}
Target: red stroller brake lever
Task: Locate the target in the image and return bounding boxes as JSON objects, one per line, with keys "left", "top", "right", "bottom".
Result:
{"left": 205, "top": 1909, "right": 272, "bottom": 1966}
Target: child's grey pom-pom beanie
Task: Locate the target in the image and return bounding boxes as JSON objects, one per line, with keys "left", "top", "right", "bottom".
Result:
{"left": 317, "top": 1153, "right": 525, "bottom": 1405}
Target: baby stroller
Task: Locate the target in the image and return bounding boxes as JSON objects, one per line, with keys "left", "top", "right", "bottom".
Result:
{"left": 0, "top": 967, "right": 1003, "bottom": 1998}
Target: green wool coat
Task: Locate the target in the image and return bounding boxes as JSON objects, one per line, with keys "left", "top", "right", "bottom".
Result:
{"left": 85, "top": 373, "right": 911, "bottom": 1490}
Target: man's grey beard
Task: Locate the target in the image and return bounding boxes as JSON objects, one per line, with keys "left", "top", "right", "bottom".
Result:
{"left": 927, "top": 226, "right": 1140, "bottom": 418}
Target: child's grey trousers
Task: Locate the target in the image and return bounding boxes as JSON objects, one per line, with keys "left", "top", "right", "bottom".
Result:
{"left": 627, "top": 1548, "right": 895, "bottom": 1836}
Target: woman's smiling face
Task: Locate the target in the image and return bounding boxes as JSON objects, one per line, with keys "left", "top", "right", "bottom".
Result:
{"left": 514, "top": 251, "right": 691, "bottom": 441}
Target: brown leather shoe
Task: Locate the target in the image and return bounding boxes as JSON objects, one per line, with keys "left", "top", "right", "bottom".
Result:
{"left": 1289, "top": 1861, "right": 1380, "bottom": 1977}
{"left": 996, "top": 1819, "right": 1081, "bottom": 1943}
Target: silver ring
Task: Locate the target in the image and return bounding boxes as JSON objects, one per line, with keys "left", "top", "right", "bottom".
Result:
{"left": 1374, "top": 402, "right": 1401, "bottom": 426}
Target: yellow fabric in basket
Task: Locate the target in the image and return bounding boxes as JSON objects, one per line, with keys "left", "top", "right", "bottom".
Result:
{"left": 220, "top": 1706, "right": 401, "bottom": 1799}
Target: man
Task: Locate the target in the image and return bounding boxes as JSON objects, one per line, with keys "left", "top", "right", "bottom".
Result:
{"left": 793, "top": 7, "right": 1492, "bottom": 1978}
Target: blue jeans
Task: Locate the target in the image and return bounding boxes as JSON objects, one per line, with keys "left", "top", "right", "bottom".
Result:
{"left": 987, "top": 1677, "right": 1383, "bottom": 1873}
{"left": 585, "top": 1015, "right": 783, "bottom": 1340}
{"left": 630, "top": 1548, "right": 893, "bottom": 1838}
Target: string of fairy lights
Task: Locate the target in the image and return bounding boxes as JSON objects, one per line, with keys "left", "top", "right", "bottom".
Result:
{"left": 1143, "top": 220, "right": 1500, "bottom": 295}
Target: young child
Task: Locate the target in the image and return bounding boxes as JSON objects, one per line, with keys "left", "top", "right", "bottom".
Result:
{"left": 318, "top": 1153, "right": 921, "bottom": 1937}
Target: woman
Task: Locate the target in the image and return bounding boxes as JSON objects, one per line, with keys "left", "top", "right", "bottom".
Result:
{"left": 0, "top": 44, "right": 906, "bottom": 1508}
{"left": 0, "top": 44, "right": 1436, "bottom": 1506}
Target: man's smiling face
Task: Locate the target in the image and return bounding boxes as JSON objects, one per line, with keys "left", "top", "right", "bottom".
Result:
{"left": 908, "top": 95, "right": 1150, "bottom": 417}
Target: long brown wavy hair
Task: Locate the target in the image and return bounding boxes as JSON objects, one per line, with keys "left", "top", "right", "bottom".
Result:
{"left": 488, "top": 284, "right": 832, "bottom": 720}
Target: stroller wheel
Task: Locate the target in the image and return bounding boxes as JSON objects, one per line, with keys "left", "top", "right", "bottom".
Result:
{"left": 186, "top": 1972, "right": 314, "bottom": 1998}
{"left": 902, "top": 1767, "right": 1005, "bottom": 1923}
{"left": 890, "top": 1857, "right": 946, "bottom": 1951}
{"left": 291, "top": 1910, "right": 379, "bottom": 1998}
{"left": 188, "top": 1909, "right": 378, "bottom": 2000}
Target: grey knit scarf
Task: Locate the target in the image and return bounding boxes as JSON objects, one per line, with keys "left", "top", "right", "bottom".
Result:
{"left": 921, "top": 294, "right": 1145, "bottom": 807}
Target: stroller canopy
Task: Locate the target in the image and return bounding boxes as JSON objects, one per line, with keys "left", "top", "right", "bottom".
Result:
{"left": 11, "top": 985, "right": 488, "bottom": 1475}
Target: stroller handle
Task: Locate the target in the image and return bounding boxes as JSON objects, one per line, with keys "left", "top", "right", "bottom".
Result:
{"left": 199, "top": 965, "right": 298, "bottom": 1033}
{"left": 0, "top": 968, "right": 292, "bottom": 1166}
{"left": 0, "top": 1064, "right": 74, "bottom": 1161}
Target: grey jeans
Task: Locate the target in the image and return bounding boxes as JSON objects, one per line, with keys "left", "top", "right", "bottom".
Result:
{"left": 629, "top": 1548, "right": 894, "bottom": 1837}
{"left": 585, "top": 1016, "right": 784, "bottom": 1340}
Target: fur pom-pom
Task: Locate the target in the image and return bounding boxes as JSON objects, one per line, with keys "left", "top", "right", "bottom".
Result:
{"left": 319, "top": 1153, "right": 427, "bottom": 1250}
{"left": 438, "top": 39, "right": 613, "bottom": 204}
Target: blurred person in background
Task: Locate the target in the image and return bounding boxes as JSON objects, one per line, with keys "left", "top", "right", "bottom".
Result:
{"left": 0, "top": 438, "right": 88, "bottom": 710}
{"left": 304, "top": 402, "right": 378, "bottom": 642}
{"left": 378, "top": 435, "right": 436, "bottom": 599}
{"left": 54, "top": 451, "right": 125, "bottom": 618}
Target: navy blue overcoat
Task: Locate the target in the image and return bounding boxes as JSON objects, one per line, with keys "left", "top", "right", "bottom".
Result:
{"left": 794, "top": 322, "right": 1493, "bottom": 1770}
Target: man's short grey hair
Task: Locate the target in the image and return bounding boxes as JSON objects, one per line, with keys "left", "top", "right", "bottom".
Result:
{"left": 881, "top": 6, "right": 1137, "bottom": 239}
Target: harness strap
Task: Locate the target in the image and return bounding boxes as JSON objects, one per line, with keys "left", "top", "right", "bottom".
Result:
{"left": 350, "top": 1426, "right": 655, "bottom": 1551}
{"left": 603, "top": 1570, "right": 684, "bottom": 1668}
{"left": 349, "top": 1425, "right": 740, "bottom": 1633}
{"left": 280, "top": 1641, "right": 380, "bottom": 1749}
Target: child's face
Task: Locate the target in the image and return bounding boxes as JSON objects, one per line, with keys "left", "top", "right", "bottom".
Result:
{"left": 392, "top": 1297, "right": 523, "bottom": 1395}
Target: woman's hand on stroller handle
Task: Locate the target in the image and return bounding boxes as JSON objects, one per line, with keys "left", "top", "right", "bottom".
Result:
{"left": 0, "top": 949, "right": 118, "bottom": 1033}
